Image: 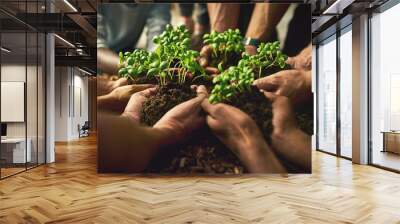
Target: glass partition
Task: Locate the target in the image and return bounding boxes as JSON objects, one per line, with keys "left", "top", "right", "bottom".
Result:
{"left": 370, "top": 3, "right": 400, "bottom": 171}
{"left": 0, "top": 1, "right": 46, "bottom": 179}
{"left": 339, "top": 26, "right": 352, "bottom": 158}
{"left": 1, "top": 30, "right": 28, "bottom": 178}
{"left": 317, "top": 35, "right": 337, "bottom": 154}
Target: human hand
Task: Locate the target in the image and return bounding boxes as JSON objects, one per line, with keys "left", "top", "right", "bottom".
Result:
{"left": 153, "top": 87, "right": 207, "bottom": 144}
{"left": 98, "top": 84, "right": 155, "bottom": 113}
{"left": 286, "top": 45, "right": 312, "bottom": 71}
{"left": 263, "top": 92, "right": 297, "bottom": 138}
{"left": 244, "top": 45, "right": 257, "bottom": 55}
{"left": 198, "top": 45, "right": 220, "bottom": 75}
{"left": 253, "top": 69, "right": 312, "bottom": 105}
{"left": 263, "top": 92, "right": 311, "bottom": 171}
{"left": 97, "top": 74, "right": 129, "bottom": 96}
{"left": 199, "top": 87, "right": 285, "bottom": 173}
{"left": 122, "top": 87, "right": 158, "bottom": 123}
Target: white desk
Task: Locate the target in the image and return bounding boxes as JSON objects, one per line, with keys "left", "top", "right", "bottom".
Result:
{"left": 1, "top": 138, "right": 31, "bottom": 163}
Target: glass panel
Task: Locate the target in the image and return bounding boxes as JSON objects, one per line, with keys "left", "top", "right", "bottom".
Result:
{"left": 1, "top": 30, "right": 28, "bottom": 177}
{"left": 339, "top": 27, "right": 352, "bottom": 158}
{"left": 27, "top": 30, "right": 38, "bottom": 169}
{"left": 317, "top": 36, "right": 337, "bottom": 154}
{"left": 371, "top": 3, "right": 400, "bottom": 171}
{"left": 38, "top": 32, "right": 45, "bottom": 165}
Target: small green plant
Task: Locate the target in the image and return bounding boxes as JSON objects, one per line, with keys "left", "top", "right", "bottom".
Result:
{"left": 148, "top": 24, "right": 205, "bottom": 85}
{"left": 209, "top": 41, "right": 287, "bottom": 104}
{"left": 209, "top": 64, "right": 254, "bottom": 104}
{"left": 118, "top": 49, "right": 150, "bottom": 80}
{"left": 118, "top": 24, "right": 206, "bottom": 85}
{"left": 240, "top": 41, "right": 287, "bottom": 78}
{"left": 203, "top": 29, "right": 244, "bottom": 69}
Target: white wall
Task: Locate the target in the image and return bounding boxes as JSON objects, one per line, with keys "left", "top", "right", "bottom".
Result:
{"left": 54, "top": 67, "right": 89, "bottom": 141}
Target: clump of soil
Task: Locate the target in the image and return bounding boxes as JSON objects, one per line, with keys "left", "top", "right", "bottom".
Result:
{"left": 140, "top": 83, "right": 196, "bottom": 126}
{"left": 224, "top": 86, "right": 274, "bottom": 143}
{"left": 139, "top": 82, "right": 313, "bottom": 174}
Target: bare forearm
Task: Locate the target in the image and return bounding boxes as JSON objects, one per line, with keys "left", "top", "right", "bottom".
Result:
{"left": 272, "top": 129, "right": 311, "bottom": 171}
{"left": 238, "top": 137, "right": 286, "bottom": 173}
{"left": 245, "top": 3, "right": 289, "bottom": 41}
{"left": 207, "top": 3, "right": 240, "bottom": 32}
{"left": 97, "top": 48, "right": 120, "bottom": 75}
{"left": 98, "top": 113, "right": 171, "bottom": 173}
{"left": 97, "top": 95, "right": 121, "bottom": 113}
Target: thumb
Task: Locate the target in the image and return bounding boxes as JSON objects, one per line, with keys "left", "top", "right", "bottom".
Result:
{"left": 253, "top": 76, "right": 278, "bottom": 92}
{"left": 286, "top": 57, "right": 295, "bottom": 68}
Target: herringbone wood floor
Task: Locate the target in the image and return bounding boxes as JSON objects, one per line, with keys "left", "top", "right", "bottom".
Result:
{"left": 0, "top": 135, "right": 399, "bottom": 224}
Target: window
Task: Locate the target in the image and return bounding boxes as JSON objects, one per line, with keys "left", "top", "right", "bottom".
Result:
{"left": 317, "top": 35, "right": 337, "bottom": 154}
{"left": 339, "top": 26, "right": 352, "bottom": 158}
{"left": 370, "top": 2, "right": 400, "bottom": 171}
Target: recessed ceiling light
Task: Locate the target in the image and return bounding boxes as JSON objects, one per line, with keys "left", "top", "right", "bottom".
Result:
{"left": 78, "top": 67, "right": 93, "bottom": 76}
{"left": 1, "top": 47, "right": 11, "bottom": 53}
{"left": 63, "top": 0, "right": 78, "bottom": 12}
{"left": 54, "top": 34, "right": 75, "bottom": 48}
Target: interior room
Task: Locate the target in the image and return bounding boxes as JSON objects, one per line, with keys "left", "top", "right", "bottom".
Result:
{"left": 0, "top": 0, "right": 399, "bottom": 223}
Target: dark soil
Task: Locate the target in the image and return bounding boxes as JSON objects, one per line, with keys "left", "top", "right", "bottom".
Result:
{"left": 140, "top": 83, "right": 196, "bottom": 126}
{"left": 137, "top": 81, "right": 313, "bottom": 174}
{"left": 224, "top": 86, "right": 274, "bottom": 144}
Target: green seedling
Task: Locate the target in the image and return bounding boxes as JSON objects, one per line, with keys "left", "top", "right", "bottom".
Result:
{"left": 118, "top": 49, "right": 150, "bottom": 80}
{"left": 203, "top": 29, "right": 244, "bottom": 69}
{"left": 118, "top": 24, "right": 206, "bottom": 85}
{"left": 209, "top": 64, "right": 254, "bottom": 104}
{"left": 149, "top": 24, "right": 205, "bottom": 85}
{"left": 209, "top": 41, "right": 288, "bottom": 103}
{"left": 241, "top": 41, "right": 287, "bottom": 78}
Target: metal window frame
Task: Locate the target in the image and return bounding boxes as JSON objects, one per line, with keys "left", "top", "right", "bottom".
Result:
{"left": 315, "top": 19, "right": 353, "bottom": 161}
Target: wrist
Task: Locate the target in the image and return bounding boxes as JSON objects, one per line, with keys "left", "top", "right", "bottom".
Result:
{"left": 243, "top": 37, "right": 260, "bottom": 47}
{"left": 153, "top": 123, "right": 183, "bottom": 145}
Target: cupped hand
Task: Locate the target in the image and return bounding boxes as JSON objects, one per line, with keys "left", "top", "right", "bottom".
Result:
{"left": 98, "top": 74, "right": 129, "bottom": 96}
{"left": 286, "top": 44, "right": 312, "bottom": 71}
{"left": 153, "top": 87, "right": 208, "bottom": 144}
{"left": 109, "top": 84, "right": 155, "bottom": 105}
{"left": 263, "top": 92, "right": 297, "bottom": 138}
{"left": 253, "top": 69, "right": 312, "bottom": 105}
{"left": 122, "top": 87, "right": 158, "bottom": 123}
{"left": 98, "top": 84, "right": 155, "bottom": 113}
{"left": 263, "top": 92, "right": 311, "bottom": 171}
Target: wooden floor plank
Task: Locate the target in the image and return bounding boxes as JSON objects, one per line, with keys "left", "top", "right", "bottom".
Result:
{"left": 0, "top": 135, "right": 399, "bottom": 223}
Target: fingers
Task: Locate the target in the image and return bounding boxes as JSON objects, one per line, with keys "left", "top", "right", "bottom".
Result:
{"left": 196, "top": 85, "right": 208, "bottom": 98}
{"left": 206, "top": 115, "right": 220, "bottom": 132}
{"left": 262, "top": 91, "right": 277, "bottom": 102}
{"left": 114, "top": 77, "right": 128, "bottom": 87}
{"left": 253, "top": 76, "right": 279, "bottom": 92}
{"left": 286, "top": 57, "right": 295, "bottom": 68}
{"left": 138, "top": 87, "right": 157, "bottom": 98}
{"left": 201, "top": 98, "right": 218, "bottom": 116}
{"left": 130, "top": 84, "right": 157, "bottom": 94}
{"left": 199, "top": 45, "right": 212, "bottom": 67}
{"left": 205, "top": 67, "right": 219, "bottom": 75}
